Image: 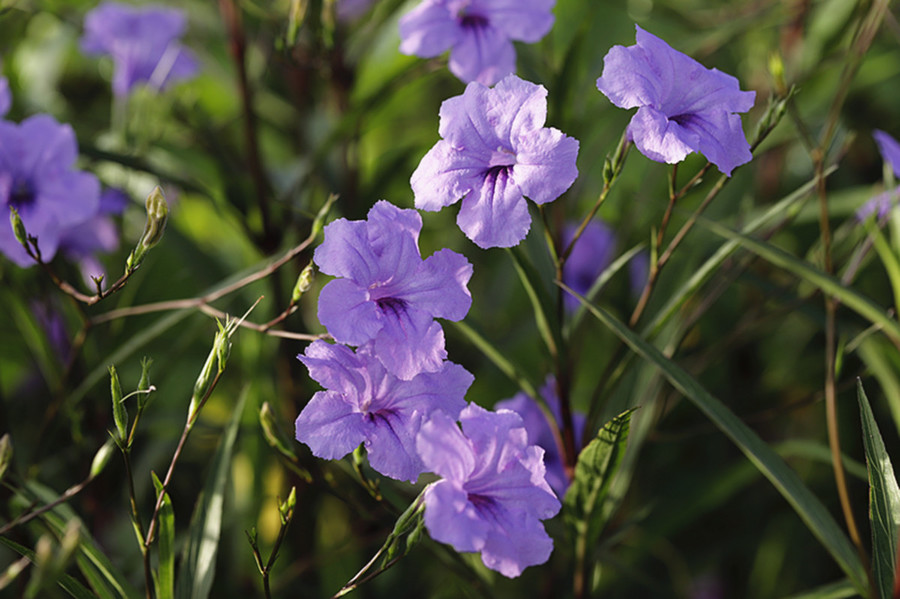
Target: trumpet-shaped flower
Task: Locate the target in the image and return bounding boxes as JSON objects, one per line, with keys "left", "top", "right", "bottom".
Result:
{"left": 0, "top": 114, "right": 100, "bottom": 267}
{"left": 314, "top": 200, "right": 473, "bottom": 380}
{"left": 399, "top": 0, "right": 554, "bottom": 85}
{"left": 411, "top": 75, "right": 579, "bottom": 248}
{"left": 81, "top": 2, "right": 198, "bottom": 97}
{"left": 295, "top": 340, "right": 473, "bottom": 482}
{"left": 596, "top": 25, "right": 755, "bottom": 176}
{"left": 417, "top": 404, "right": 560, "bottom": 577}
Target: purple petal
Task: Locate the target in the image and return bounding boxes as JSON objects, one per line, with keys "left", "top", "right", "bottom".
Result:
{"left": 448, "top": 24, "right": 516, "bottom": 85}
{"left": 874, "top": 130, "right": 900, "bottom": 179}
{"left": 457, "top": 166, "right": 530, "bottom": 248}
{"left": 418, "top": 410, "right": 476, "bottom": 482}
{"left": 295, "top": 391, "right": 368, "bottom": 459}
{"left": 678, "top": 109, "right": 752, "bottom": 176}
{"left": 396, "top": 248, "right": 473, "bottom": 321}
{"left": 365, "top": 409, "right": 427, "bottom": 482}
{"left": 37, "top": 171, "right": 102, "bottom": 228}
{"left": 596, "top": 43, "right": 662, "bottom": 110}
{"left": 479, "top": 507, "right": 555, "bottom": 577}
{"left": 512, "top": 127, "right": 579, "bottom": 204}
{"left": 20, "top": 115, "right": 78, "bottom": 175}
{"left": 314, "top": 218, "right": 379, "bottom": 281}
{"left": 411, "top": 141, "right": 489, "bottom": 212}
{"left": 317, "top": 279, "right": 382, "bottom": 345}
{"left": 398, "top": 0, "right": 461, "bottom": 58}
{"left": 298, "top": 340, "right": 370, "bottom": 398}
{"left": 628, "top": 105, "right": 697, "bottom": 165}
{"left": 373, "top": 307, "right": 446, "bottom": 379}
{"left": 423, "top": 480, "right": 490, "bottom": 552}
{"left": 479, "top": 0, "right": 555, "bottom": 42}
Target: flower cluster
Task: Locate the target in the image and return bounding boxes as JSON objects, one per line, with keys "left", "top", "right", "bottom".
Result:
{"left": 296, "top": 20, "right": 759, "bottom": 581}
{"left": 412, "top": 75, "right": 579, "bottom": 248}
{"left": 399, "top": 0, "right": 555, "bottom": 85}
{"left": 596, "top": 25, "right": 755, "bottom": 176}
{"left": 81, "top": 2, "right": 198, "bottom": 97}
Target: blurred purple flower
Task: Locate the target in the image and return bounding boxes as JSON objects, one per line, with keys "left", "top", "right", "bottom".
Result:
{"left": 411, "top": 75, "right": 579, "bottom": 248}
{"left": 562, "top": 221, "right": 616, "bottom": 311}
{"left": 59, "top": 187, "right": 128, "bottom": 284}
{"left": 0, "top": 115, "right": 100, "bottom": 267}
{"left": 295, "top": 340, "right": 473, "bottom": 482}
{"left": 596, "top": 25, "right": 755, "bottom": 176}
{"left": 417, "top": 404, "right": 560, "bottom": 577}
{"left": 399, "top": 0, "right": 554, "bottom": 85}
{"left": 496, "top": 377, "right": 584, "bottom": 496}
{"left": 337, "top": 0, "right": 374, "bottom": 21}
{"left": 81, "top": 2, "right": 198, "bottom": 97}
{"left": 858, "top": 131, "right": 900, "bottom": 221}
{"left": 0, "top": 77, "right": 10, "bottom": 117}
{"left": 314, "top": 200, "right": 473, "bottom": 380}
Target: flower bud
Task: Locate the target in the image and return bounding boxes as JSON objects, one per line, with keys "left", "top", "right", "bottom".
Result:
{"left": 291, "top": 262, "right": 315, "bottom": 304}
{"left": 109, "top": 365, "right": 128, "bottom": 443}
{"left": 259, "top": 402, "right": 299, "bottom": 462}
{"left": 9, "top": 206, "right": 27, "bottom": 249}
{"left": 90, "top": 439, "right": 116, "bottom": 478}
{"left": 0, "top": 433, "right": 12, "bottom": 483}
{"left": 138, "top": 356, "right": 153, "bottom": 410}
{"left": 278, "top": 486, "right": 296, "bottom": 525}
{"left": 140, "top": 186, "right": 168, "bottom": 250}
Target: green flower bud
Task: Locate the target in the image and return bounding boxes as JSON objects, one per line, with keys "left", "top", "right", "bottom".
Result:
{"left": 291, "top": 262, "right": 315, "bottom": 304}
{"left": 8, "top": 206, "right": 27, "bottom": 249}
{"left": 109, "top": 365, "right": 128, "bottom": 443}
{"left": 90, "top": 439, "right": 116, "bottom": 479}
{"left": 259, "top": 402, "right": 299, "bottom": 461}
{"left": 138, "top": 356, "right": 153, "bottom": 410}
{"left": 141, "top": 186, "right": 168, "bottom": 250}
{"left": 278, "top": 486, "right": 296, "bottom": 525}
{"left": 0, "top": 433, "right": 12, "bottom": 483}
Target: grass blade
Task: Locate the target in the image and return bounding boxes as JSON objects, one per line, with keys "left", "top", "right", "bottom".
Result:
{"left": 561, "top": 282, "right": 869, "bottom": 594}
{"left": 858, "top": 380, "right": 900, "bottom": 599}
{"left": 152, "top": 472, "right": 175, "bottom": 599}
{"left": 175, "top": 388, "right": 248, "bottom": 599}
{"left": 0, "top": 536, "right": 97, "bottom": 599}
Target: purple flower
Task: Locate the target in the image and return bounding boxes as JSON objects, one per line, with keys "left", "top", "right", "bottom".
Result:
{"left": 411, "top": 75, "right": 579, "bottom": 248}
{"left": 562, "top": 221, "right": 616, "bottom": 311}
{"left": 0, "top": 115, "right": 100, "bottom": 267}
{"left": 417, "top": 404, "right": 560, "bottom": 577}
{"left": 496, "top": 377, "right": 584, "bottom": 496}
{"left": 81, "top": 2, "right": 198, "bottom": 97}
{"left": 295, "top": 340, "right": 473, "bottom": 482}
{"left": 399, "top": 0, "right": 554, "bottom": 85}
{"left": 336, "top": 0, "right": 374, "bottom": 21}
{"left": 596, "top": 25, "right": 755, "bottom": 176}
{"left": 314, "top": 200, "right": 473, "bottom": 380}
{"left": 858, "top": 130, "right": 900, "bottom": 221}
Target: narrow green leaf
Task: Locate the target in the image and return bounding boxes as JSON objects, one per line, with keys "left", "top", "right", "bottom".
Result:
{"left": 561, "top": 283, "right": 869, "bottom": 594}
{"left": 506, "top": 246, "right": 560, "bottom": 357}
{"left": 858, "top": 337, "right": 900, "bottom": 435}
{"left": 564, "top": 409, "right": 636, "bottom": 551}
{"left": 858, "top": 380, "right": 900, "bottom": 599}
{"left": 644, "top": 170, "right": 826, "bottom": 338}
{"left": 152, "top": 472, "right": 175, "bottom": 599}
{"left": 700, "top": 218, "right": 900, "bottom": 346}
{"left": 175, "top": 389, "right": 247, "bottom": 599}
{"left": 0, "top": 536, "right": 96, "bottom": 599}
{"left": 450, "top": 320, "right": 539, "bottom": 401}
{"left": 868, "top": 221, "right": 900, "bottom": 321}
{"left": 784, "top": 579, "right": 858, "bottom": 599}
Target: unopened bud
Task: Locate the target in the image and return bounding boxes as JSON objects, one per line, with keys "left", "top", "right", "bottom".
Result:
{"left": 109, "top": 365, "right": 128, "bottom": 443}
{"left": 768, "top": 52, "right": 786, "bottom": 95}
{"left": 141, "top": 186, "right": 168, "bottom": 250}
{"left": 9, "top": 206, "right": 27, "bottom": 249}
{"left": 214, "top": 321, "right": 231, "bottom": 374}
{"left": 260, "top": 402, "right": 299, "bottom": 461}
{"left": 90, "top": 439, "right": 116, "bottom": 478}
{"left": 291, "top": 262, "right": 315, "bottom": 304}
{"left": 138, "top": 357, "right": 153, "bottom": 410}
{"left": 0, "top": 433, "right": 12, "bottom": 483}
{"left": 311, "top": 194, "right": 337, "bottom": 239}
{"left": 279, "top": 486, "right": 296, "bottom": 525}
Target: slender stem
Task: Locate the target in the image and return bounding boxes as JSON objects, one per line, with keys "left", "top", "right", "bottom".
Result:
{"left": 0, "top": 477, "right": 93, "bottom": 536}
{"left": 121, "top": 449, "right": 152, "bottom": 599}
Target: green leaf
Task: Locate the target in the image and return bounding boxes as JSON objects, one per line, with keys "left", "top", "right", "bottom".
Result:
{"left": 564, "top": 409, "right": 636, "bottom": 553}
{"left": 175, "top": 388, "right": 247, "bottom": 599}
{"left": 699, "top": 218, "right": 900, "bottom": 346}
{"left": 506, "top": 246, "right": 560, "bottom": 358}
{"left": 784, "top": 578, "right": 858, "bottom": 599}
{"left": 561, "top": 283, "right": 869, "bottom": 595}
{"left": 0, "top": 536, "right": 96, "bottom": 599}
{"left": 152, "top": 472, "right": 175, "bottom": 599}
{"left": 858, "top": 380, "right": 900, "bottom": 599}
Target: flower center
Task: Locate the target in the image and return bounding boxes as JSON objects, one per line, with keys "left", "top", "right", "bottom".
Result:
{"left": 9, "top": 178, "right": 36, "bottom": 208}
{"left": 375, "top": 297, "right": 408, "bottom": 318}
{"left": 459, "top": 13, "right": 488, "bottom": 28}
{"left": 669, "top": 112, "right": 698, "bottom": 128}
{"left": 467, "top": 493, "right": 500, "bottom": 520}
